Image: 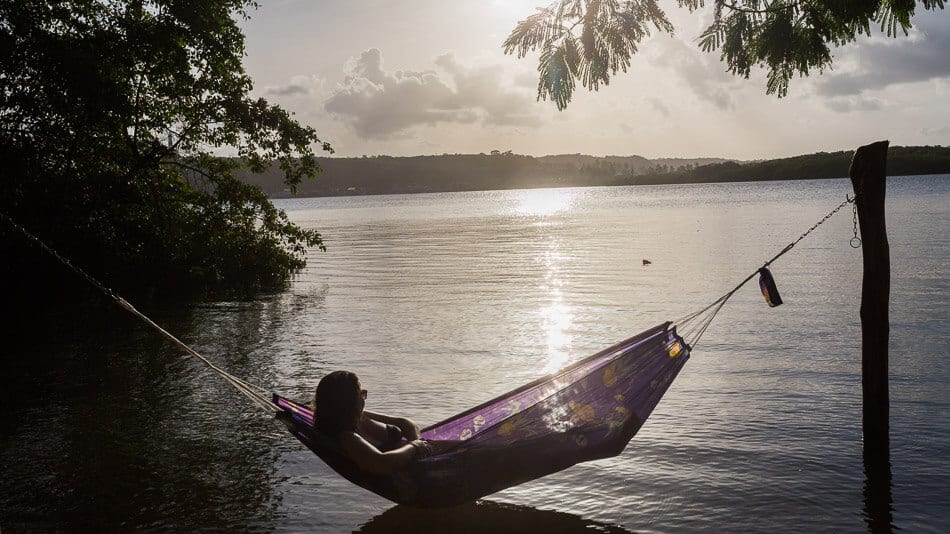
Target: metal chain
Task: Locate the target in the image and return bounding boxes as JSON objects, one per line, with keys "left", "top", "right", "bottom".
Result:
{"left": 850, "top": 201, "right": 862, "bottom": 248}
{"left": 757, "top": 193, "right": 858, "bottom": 268}
{"left": 792, "top": 194, "right": 857, "bottom": 251}
{"left": 677, "top": 192, "right": 861, "bottom": 348}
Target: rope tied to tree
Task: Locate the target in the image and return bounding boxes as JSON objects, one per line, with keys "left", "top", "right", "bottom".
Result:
{"left": 0, "top": 211, "right": 279, "bottom": 415}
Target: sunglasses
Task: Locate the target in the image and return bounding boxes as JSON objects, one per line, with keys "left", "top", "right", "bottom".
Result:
{"left": 360, "top": 389, "right": 368, "bottom": 399}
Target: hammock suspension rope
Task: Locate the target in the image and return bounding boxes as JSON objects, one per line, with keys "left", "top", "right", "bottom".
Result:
{"left": 673, "top": 193, "right": 859, "bottom": 347}
{"left": 0, "top": 211, "right": 278, "bottom": 415}
{"left": 1, "top": 193, "right": 858, "bottom": 414}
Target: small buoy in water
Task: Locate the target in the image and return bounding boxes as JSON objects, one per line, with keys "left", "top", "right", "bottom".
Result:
{"left": 642, "top": 259, "right": 651, "bottom": 265}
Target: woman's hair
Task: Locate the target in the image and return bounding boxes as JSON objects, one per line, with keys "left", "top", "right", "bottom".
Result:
{"left": 313, "top": 370, "right": 362, "bottom": 436}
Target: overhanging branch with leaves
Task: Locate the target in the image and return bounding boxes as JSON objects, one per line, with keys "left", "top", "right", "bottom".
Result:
{"left": 506, "top": 0, "right": 946, "bottom": 108}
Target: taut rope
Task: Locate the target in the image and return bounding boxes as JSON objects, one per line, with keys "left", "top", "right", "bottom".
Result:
{"left": 674, "top": 194, "right": 859, "bottom": 347}
{"left": 0, "top": 211, "right": 278, "bottom": 414}
{"left": 3, "top": 190, "right": 859, "bottom": 402}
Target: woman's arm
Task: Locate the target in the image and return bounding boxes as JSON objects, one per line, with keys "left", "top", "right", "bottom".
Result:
{"left": 362, "top": 410, "right": 421, "bottom": 440}
{"left": 338, "top": 432, "right": 430, "bottom": 475}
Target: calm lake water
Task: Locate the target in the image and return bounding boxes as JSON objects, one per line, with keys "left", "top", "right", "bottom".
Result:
{"left": 2, "top": 177, "right": 948, "bottom": 532}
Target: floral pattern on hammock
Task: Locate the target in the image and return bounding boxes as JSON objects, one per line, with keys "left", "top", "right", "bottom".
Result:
{"left": 275, "top": 322, "right": 689, "bottom": 507}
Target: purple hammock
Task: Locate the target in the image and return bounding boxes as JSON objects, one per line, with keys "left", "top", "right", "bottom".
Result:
{"left": 274, "top": 322, "right": 689, "bottom": 507}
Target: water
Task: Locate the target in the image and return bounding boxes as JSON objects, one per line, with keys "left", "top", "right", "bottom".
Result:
{"left": 1, "top": 177, "right": 947, "bottom": 532}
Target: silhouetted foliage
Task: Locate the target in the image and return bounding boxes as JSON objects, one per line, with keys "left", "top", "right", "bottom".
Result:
{"left": 0, "top": 1, "right": 332, "bottom": 298}
{"left": 507, "top": 1, "right": 946, "bottom": 109}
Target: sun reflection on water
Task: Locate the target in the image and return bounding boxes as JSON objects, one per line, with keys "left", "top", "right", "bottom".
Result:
{"left": 514, "top": 188, "right": 577, "bottom": 217}
{"left": 540, "top": 301, "right": 573, "bottom": 373}
{"left": 538, "top": 245, "right": 574, "bottom": 373}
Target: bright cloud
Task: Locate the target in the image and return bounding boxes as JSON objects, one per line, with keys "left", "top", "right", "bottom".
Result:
{"left": 324, "top": 48, "right": 541, "bottom": 138}
{"left": 240, "top": 2, "right": 950, "bottom": 158}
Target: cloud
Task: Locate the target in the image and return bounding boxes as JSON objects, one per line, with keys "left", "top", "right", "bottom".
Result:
{"left": 921, "top": 125, "right": 950, "bottom": 137}
{"left": 824, "top": 95, "right": 884, "bottom": 113}
{"left": 644, "top": 10, "right": 950, "bottom": 110}
{"left": 513, "top": 70, "right": 539, "bottom": 89}
{"left": 646, "top": 35, "right": 738, "bottom": 110}
{"left": 324, "top": 48, "right": 541, "bottom": 138}
{"left": 815, "top": 12, "right": 950, "bottom": 97}
{"left": 263, "top": 75, "right": 323, "bottom": 97}
{"left": 434, "top": 54, "right": 542, "bottom": 127}
{"left": 648, "top": 97, "right": 671, "bottom": 117}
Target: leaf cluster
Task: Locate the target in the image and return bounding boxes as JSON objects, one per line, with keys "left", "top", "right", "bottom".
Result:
{"left": 0, "top": 1, "right": 331, "bottom": 295}
{"left": 690, "top": 0, "right": 945, "bottom": 97}
{"left": 503, "top": 0, "right": 673, "bottom": 110}
{"left": 507, "top": 0, "right": 945, "bottom": 108}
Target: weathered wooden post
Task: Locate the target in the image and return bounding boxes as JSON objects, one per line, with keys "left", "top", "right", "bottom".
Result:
{"left": 849, "top": 140, "right": 890, "bottom": 447}
{"left": 848, "top": 140, "right": 892, "bottom": 531}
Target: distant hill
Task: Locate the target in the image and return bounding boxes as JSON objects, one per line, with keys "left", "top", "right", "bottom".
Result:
{"left": 236, "top": 146, "right": 949, "bottom": 198}
{"left": 617, "top": 145, "right": 950, "bottom": 186}
{"left": 236, "top": 153, "right": 729, "bottom": 198}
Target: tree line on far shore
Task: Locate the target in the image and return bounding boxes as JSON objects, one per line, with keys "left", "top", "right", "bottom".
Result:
{"left": 618, "top": 145, "right": 950, "bottom": 186}
{"left": 4, "top": 2, "right": 947, "bottom": 305}
{"left": 236, "top": 153, "right": 726, "bottom": 197}
{"left": 239, "top": 146, "right": 950, "bottom": 198}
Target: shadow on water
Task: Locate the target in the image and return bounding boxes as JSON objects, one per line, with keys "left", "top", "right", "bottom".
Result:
{"left": 863, "top": 441, "right": 894, "bottom": 533}
{"left": 0, "top": 294, "right": 291, "bottom": 530}
{"left": 356, "top": 500, "right": 634, "bottom": 533}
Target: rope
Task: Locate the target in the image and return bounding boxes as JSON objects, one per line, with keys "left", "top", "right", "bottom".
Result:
{"left": 4, "top": 190, "right": 859, "bottom": 405}
{"left": 674, "top": 193, "right": 859, "bottom": 348}
{"left": 0, "top": 211, "right": 279, "bottom": 415}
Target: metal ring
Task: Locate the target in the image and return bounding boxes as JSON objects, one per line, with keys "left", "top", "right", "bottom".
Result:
{"left": 850, "top": 237, "right": 862, "bottom": 248}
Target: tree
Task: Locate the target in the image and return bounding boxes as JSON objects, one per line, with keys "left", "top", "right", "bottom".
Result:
{"left": 0, "top": 1, "right": 331, "bottom": 296}
{"left": 504, "top": 0, "right": 946, "bottom": 110}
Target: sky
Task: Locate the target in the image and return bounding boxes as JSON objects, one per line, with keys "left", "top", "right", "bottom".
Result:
{"left": 240, "top": 1, "right": 950, "bottom": 160}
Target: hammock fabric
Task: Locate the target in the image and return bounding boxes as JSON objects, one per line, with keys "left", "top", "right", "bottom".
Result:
{"left": 274, "top": 322, "right": 689, "bottom": 507}
{"left": 1, "top": 196, "right": 856, "bottom": 507}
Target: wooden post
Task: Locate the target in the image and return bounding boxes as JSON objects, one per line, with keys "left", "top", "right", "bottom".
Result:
{"left": 849, "top": 140, "right": 890, "bottom": 447}
{"left": 848, "top": 140, "right": 892, "bottom": 532}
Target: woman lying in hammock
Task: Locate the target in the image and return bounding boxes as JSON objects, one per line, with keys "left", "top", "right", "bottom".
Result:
{"left": 312, "top": 370, "right": 440, "bottom": 474}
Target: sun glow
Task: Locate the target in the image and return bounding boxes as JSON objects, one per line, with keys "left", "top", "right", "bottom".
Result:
{"left": 514, "top": 188, "right": 577, "bottom": 217}
{"left": 491, "top": 0, "right": 538, "bottom": 26}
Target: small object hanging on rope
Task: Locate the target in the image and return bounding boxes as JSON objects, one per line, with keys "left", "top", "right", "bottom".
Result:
{"left": 757, "top": 267, "right": 783, "bottom": 307}
{"left": 0, "top": 185, "right": 864, "bottom": 506}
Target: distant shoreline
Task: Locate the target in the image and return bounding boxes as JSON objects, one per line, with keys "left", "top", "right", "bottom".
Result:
{"left": 235, "top": 146, "right": 950, "bottom": 199}
{"left": 266, "top": 172, "right": 943, "bottom": 200}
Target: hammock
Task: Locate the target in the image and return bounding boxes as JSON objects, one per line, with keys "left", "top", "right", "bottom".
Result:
{"left": 274, "top": 322, "right": 688, "bottom": 507}
{"left": 0, "top": 194, "right": 856, "bottom": 507}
